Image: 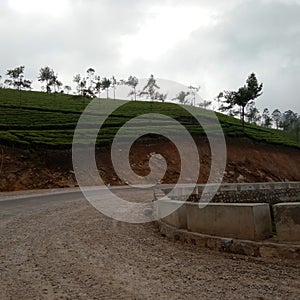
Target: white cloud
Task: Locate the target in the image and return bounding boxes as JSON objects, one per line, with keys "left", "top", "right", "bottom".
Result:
{"left": 0, "top": 0, "right": 299, "bottom": 113}
{"left": 120, "top": 3, "right": 219, "bottom": 63}
{"left": 8, "top": 0, "right": 71, "bottom": 17}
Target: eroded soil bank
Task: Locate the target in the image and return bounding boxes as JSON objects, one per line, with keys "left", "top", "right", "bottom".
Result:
{"left": 1, "top": 137, "right": 300, "bottom": 191}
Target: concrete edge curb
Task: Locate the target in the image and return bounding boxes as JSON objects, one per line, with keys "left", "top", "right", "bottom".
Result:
{"left": 0, "top": 185, "right": 157, "bottom": 203}
{"left": 156, "top": 220, "right": 300, "bottom": 260}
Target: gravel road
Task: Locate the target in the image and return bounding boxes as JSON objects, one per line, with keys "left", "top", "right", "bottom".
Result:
{"left": 0, "top": 188, "right": 299, "bottom": 299}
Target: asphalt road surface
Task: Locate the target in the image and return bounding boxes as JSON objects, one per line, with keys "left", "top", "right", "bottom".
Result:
{"left": 0, "top": 188, "right": 299, "bottom": 299}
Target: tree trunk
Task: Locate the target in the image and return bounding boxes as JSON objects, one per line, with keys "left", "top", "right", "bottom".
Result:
{"left": 242, "top": 106, "right": 245, "bottom": 131}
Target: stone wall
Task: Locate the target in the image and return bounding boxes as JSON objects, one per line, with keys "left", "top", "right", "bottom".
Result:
{"left": 162, "top": 182, "right": 300, "bottom": 205}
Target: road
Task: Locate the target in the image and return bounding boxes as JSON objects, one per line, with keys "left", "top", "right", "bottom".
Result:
{"left": 0, "top": 188, "right": 300, "bottom": 299}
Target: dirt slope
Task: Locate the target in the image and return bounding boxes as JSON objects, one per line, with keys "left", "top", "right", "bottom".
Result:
{"left": 1, "top": 137, "right": 300, "bottom": 192}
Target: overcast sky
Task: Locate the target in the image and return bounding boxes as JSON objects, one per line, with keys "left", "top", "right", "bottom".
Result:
{"left": 1, "top": 0, "right": 299, "bottom": 112}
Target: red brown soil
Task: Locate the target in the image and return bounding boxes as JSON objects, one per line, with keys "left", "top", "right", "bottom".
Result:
{"left": 1, "top": 137, "right": 300, "bottom": 192}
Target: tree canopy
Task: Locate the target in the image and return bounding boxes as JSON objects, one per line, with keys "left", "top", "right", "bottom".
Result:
{"left": 220, "top": 73, "right": 263, "bottom": 128}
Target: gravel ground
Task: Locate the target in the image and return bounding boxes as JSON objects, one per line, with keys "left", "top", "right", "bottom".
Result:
{"left": 0, "top": 189, "right": 299, "bottom": 299}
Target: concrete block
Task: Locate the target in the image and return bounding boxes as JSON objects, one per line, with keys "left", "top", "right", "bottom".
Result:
{"left": 157, "top": 200, "right": 187, "bottom": 229}
{"left": 273, "top": 203, "right": 300, "bottom": 242}
{"left": 186, "top": 203, "right": 272, "bottom": 241}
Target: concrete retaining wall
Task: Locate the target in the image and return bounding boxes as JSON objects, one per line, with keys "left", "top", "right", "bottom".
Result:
{"left": 155, "top": 195, "right": 273, "bottom": 241}
{"left": 186, "top": 203, "right": 272, "bottom": 241}
{"left": 157, "top": 200, "right": 187, "bottom": 229}
{"left": 155, "top": 184, "right": 300, "bottom": 259}
{"left": 273, "top": 203, "right": 300, "bottom": 242}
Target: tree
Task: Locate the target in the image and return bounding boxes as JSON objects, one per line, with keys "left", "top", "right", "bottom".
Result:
{"left": 64, "top": 85, "right": 72, "bottom": 94}
{"left": 49, "top": 74, "right": 63, "bottom": 93}
{"left": 220, "top": 73, "right": 263, "bottom": 129}
{"left": 73, "top": 74, "right": 82, "bottom": 95}
{"left": 272, "top": 109, "right": 282, "bottom": 129}
{"left": 6, "top": 66, "right": 31, "bottom": 91}
{"left": 111, "top": 76, "right": 117, "bottom": 100}
{"left": 280, "top": 110, "right": 300, "bottom": 142}
{"left": 198, "top": 100, "right": 212, "bottom": 110}
{"left": 294, "top": 116, "right": 300, "bottom": 143}
{"left": 188, "top": 85, "right": 200, "bottom": 106}
{"left": 86, "top": 68, "right": 95, "bottom": 87}
{"left": 94, "top": 76, "right": 102, "bottom": 98}
{"left": 139, "top": 74, "right": 160, "bottom": 101}
{"left": 155, "top": 92, "right": 167, "bottom": 102}
{"left": 38, "top": 67, "right": 55, "bottom": 93}
{"left": 172, "top": 91, "right": 189, "bottom": 104}
{"left": 215, "top": 92, "right": 224, "bottom": 111}
{"left": 5, "top": 66, "right": 31, "bottom": 106}
{"left": 101, "top": 77, "right": 111, "bottom": 99}
{"left": 281, "top": 110, "right": 297, "bottom": 130}
{"left": 245, "top": 101, "right": 261, "bottom": 125}
{"left": 126, "top": 75, "right": 139, "bottom": 101}
{"left": 73, "top": 71, "right": 96, "bottom": 98}
{"left": 262, "top": 108, "right": 272, "bottom": 128}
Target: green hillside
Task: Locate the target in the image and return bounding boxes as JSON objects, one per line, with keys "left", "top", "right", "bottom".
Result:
{"left": 0, "top": 88, "right": 299, "bottom": 149}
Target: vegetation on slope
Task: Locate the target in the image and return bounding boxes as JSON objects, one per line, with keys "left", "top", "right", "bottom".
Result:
{"left": 0, "top": 88, "right": 299, "bottom": 149}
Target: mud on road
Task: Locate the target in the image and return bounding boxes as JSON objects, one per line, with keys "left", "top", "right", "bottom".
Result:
{"left": 0, "top": 189, "right": 300, "bottom": 299}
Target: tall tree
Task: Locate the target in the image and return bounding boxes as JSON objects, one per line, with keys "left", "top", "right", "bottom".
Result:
{"left": 262, "top": 108, "right": 272, "bottom": 128}
{"left": 6, "top": 66, "right": 31, "bottom": 106}
{"left": 49, "top": 74, "right": 63, "bottom": 93}
{"left": 73, "top": 74, "right": 94, "bottom": 98}
{"left": 111, "top": 76, "right": 117, "bottom": 100}
{"left": 246, "top": 101, "right": 261, "bottom": 125}
{"left": 220, "top": 73, "right": 263, "bottom": 129}
{"left": 6, "top": 66, "right": 31, "bottom": 91}
{"left": 94, "top": 76, "right": 102, "bottom": 98}
{"left": 281, "top": 110, "right": 297, "bottom": 131}
{"left": 139, "top": 74, "right": 160, "bottom": 101}
{"left": 126, "top": 75, "right": 139, "bottom": 101}
{"left": 101, "top": 77, "right": 111, "bottom": 99}
{"left": 271, "top": 109, "right": 282, "bottom": 129}
{"left": 215, "top": 92, "right": 224, "bottom": 111}
{"left": 86, "top": 68, "right": 95, "bottom": 87}
{"left": 188, "top": 85, "right": 200, "bottom": 106}
{"left": 38, "top": 67, "right": 55, "bottom": 93}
